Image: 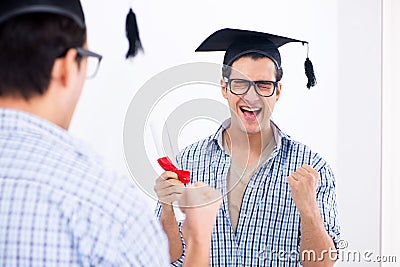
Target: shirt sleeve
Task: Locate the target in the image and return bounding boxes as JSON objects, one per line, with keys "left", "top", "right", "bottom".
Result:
{"left": 117, "top": 206, "right": 171, "bottom": 267}
{"left": 115, "top": 176, "right": 171, "bottom": 266}
{"left": 315, "top": 164, "right": 341, "bottom": 248}
{"left": 155, "top": 202, "right": 187, "bottom": 266}
{"left": 65, "top": 186, "right": 171, "bottom": 267}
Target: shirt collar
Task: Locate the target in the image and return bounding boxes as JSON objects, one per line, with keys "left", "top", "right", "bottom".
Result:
{"left": 0, "top": 108, "right": 89, "bottom": 156}
{"left": 211, "top": 118, "right": 290, "bottom": 152}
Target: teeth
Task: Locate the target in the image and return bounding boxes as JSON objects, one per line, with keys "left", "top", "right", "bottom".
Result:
{"left": 241, "top": 107, "right": 261, "bottom": 112}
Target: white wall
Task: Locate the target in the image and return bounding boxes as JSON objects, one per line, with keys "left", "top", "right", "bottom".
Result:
{"left": 336, "top": 0, "right": 381, "bottom": 265}
{"left": 71, "top": 0, "right": 383, "bottom": 265}
{"left": 382, "top": 0, "right": 400, "bottom": 265}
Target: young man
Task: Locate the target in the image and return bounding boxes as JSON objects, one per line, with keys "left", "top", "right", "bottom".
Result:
{"left": 154, "top": 29, "right": 340, "bottom": 266}
{"left": 0, "top": 1, "right": 221, "bottom": 266}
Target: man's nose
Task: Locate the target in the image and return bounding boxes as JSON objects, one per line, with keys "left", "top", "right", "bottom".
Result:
{"left": 243, "top": 84, "right": 259, "bottom": 102}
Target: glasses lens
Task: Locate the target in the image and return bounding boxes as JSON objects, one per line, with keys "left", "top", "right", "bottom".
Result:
{"left": 230, "top": 79, "right": 250, "bottom": 94}
{"left": 85, "top": 57, "right": 100, "bottom": 79}
{"left": 256, "top": 81, "right": 275, "bottom": 96}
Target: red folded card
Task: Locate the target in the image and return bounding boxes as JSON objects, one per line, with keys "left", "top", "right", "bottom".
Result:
{"left": 157, "top": 156, "right": 190, "bottom": 184}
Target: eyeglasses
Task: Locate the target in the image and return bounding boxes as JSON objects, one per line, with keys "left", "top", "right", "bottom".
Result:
{"left": 76, "top": 47, "right": 103, "bottom": 79}
{"left": 223, "top": 77, "right": 278, "bottom": 97}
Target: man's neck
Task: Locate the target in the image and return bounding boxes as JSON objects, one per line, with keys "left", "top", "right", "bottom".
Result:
{"left": 224, "top": 122, "right": 274, "bottom": 167}
{"left": 0, "top": 96, "right": 69, "bottom": 129}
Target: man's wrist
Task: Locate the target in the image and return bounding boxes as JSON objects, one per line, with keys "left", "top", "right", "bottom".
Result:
{"left": 185, "top": 233, "right": 212, "bottom": 248}
{"left": 161, "top": 204, "right": 177, "bottom": 223}
{"left": 299, "top": 204, "right": 321, "bottom": 224}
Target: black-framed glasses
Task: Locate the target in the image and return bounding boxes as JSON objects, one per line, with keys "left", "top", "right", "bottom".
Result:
{"left": 224, "top": 77, "right": 278, "bottom": 97}
{"left": 76, "top": 47, "right": 103, "bottom": 79}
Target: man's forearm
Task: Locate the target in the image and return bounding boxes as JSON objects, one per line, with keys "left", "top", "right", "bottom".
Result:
{"left": 182, "top": 237, "right": 212, "bottom": 267}
{"left": 160, "top": 205, "right": 184, "bottom": 262}
{"left": 300, "top": 208, "right": 336, "bottom": 267}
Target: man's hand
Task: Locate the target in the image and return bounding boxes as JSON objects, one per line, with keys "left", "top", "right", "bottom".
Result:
{"left": 154, "top": 171, "right": 186, "bottom": 262}
{"left": 178, "top": 183, "right": 222, "bottom": 244}
{"left": 287, "top": 165, "right": 336, "bottom": 267}
{"left": 154, "top": 171, "right": 185, "bottom": 212}
{"left": 286, "top": 164, "right": 319, "bottom": 215}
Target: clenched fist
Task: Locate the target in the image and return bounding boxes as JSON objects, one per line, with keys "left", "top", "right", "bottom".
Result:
{"left": 179, "top": 183, "right": 222, "bottom": 244}
{"left": 286, "top": 164, "right": 319, "bottom": 215}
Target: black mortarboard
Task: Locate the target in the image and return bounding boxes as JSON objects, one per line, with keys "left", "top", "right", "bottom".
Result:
{"left": 196, "top": 28, "right": 316, "bottom": 88}
{"left": 0, "top": 0, "right": 85, "bottom": 28}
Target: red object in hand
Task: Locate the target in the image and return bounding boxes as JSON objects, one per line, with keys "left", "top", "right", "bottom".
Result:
{"left": 174, "top": 170, "right": 190, "bottom": 184}
{"left": 157, "top": 156, "right": 190, "bottom": 184}
{"left": 157, "top": 156, "right": 177, "bottom": 171}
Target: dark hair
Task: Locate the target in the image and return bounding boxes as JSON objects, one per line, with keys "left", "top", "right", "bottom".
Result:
{"left": 0, "top": 13, "right": 86, "bottom": 100}
{"left": 222, "top": 52, "right": 283, "bottom": 81}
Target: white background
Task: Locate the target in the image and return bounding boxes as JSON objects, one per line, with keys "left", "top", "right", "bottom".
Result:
{"left": 71, "top": 0, "right": 394, "bottom": 265}
{"left": 382, "top": 0, "right": 400, "bottom": 265}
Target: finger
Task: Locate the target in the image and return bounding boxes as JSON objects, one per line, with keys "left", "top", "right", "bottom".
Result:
{"left": 156, "top": 177, "right": 184, "bottom": 188}
{"left": 295, "top": 166, "right": 309, "bottom": 176}
{"left": 302, "top": 165, "right": 319, "bottom": 178}
{"left": 155, "top": 173, "right": 183, "bottom": 188}
{"left": 154, "top": 181, "right": 181, "bottom": 194}
{"left": 160, "top": 171, "right": 179, "bottom": 180}
{"left": 158, "top": 187, "right": 184, "bottom": 200}
{"left": 286, "top": 173, "right": 299, "bottom": 182}
{"left": 301, "top": 166, "right": 319, "bottom": 186}
{"left": 296, "top": 167, "right": 316, "bottom": 182}
{"left": 158, "top": 185, "right": 185, "bottom": 196}
{"left": 291, "top": 172, "right": 302, "bottom": 181}
{"left": 154, "top": 182, "right": 185, "bottom": 197}
{"left": 159, "top": 190, "right": 183, "bottom": 199}
{"left": 286, "top": 175, "right": 297, "bottom": 185}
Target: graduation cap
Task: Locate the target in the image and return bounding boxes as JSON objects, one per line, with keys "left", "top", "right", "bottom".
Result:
{"left": 196, "top": 28, "right": 316, "bottom": 89}
{"left": 0, "top": 0, "right": 85, "bottom": 29}
{"left": 0, "top": 0, "right": 143, "bottom": 59}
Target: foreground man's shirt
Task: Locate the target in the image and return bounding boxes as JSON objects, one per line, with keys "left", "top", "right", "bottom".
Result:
{"left": 0, "top": 108, "right": 170, "bottom": 266}
{"left": 156, "top": 119, "right": 340, "bottom": 267}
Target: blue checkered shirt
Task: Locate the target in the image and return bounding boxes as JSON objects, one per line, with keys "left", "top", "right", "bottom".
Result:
{"left": 0, "top": 109, "right": 170, "bottom": 266}
{"left": 156, "top": 120, "right": 340, "bottom": 267}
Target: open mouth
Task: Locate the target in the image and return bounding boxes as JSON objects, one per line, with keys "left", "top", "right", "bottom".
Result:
{"left": 240, "top": 106, "right": 262, "bottom": 120}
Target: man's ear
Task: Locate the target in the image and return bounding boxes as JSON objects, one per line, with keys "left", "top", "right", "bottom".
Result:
{"left": 275, "top": 82, "right": 282, "bottom": 102}
{"left": 51, "top": 48, "right": 79, "bottom": 88}
{"left": 221, "top": 78, "right": 228, "bottom": 99}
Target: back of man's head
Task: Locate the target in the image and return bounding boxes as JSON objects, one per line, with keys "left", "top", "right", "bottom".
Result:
{"left": 0, "top": 12, "right": 86, "bottom": 100}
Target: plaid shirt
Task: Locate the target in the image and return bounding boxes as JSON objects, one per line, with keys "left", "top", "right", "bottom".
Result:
{"left": 156, "top": 120, "right": 340, "bottom": 267}
{"left": 0, "top": 109, "right": 170, "bottom": 267}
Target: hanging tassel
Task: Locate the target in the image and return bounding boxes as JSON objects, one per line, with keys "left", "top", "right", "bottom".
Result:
{"left": 304, "top": 57, "right": 316, "bottom": 89}
{"left": 303, "top": 42, "right": 316, "bottom": 89}
{"left": 125, "top": 8, "right": 143, "bottom": 59}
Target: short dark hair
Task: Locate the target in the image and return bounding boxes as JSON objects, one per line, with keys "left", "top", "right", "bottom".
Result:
{"left": 222, "top": 52, "right": 283, "bottom": 82}
{"left": 0, "top": 13, "right": 86, "bottom": 100}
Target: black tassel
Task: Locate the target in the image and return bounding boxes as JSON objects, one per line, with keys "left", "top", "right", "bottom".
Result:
{"left": 125, "top": 8, "right": 143, "bottom": 59}
{"left": 304, "top": 57, "right": 316, "bottom": 89}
